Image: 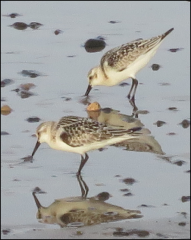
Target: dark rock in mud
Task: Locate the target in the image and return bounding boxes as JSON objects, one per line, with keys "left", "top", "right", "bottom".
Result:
{"left": 154, "top": 120, "right": 166, "bottom": 127}
{"left": 167, "top": 132, "right": 176, "bottom": 135}
{"left": 2, "top": 13, "right": 22, "bottom": 18}
{"left": 173, "top": 160, "right": 186, "bottom": 166}
{"left": 120, "top": 188, "right": 130, "bottom": 192}
{"left": 181, "top": 196, "right": 190, "bottom": 202}
{"left": 1, "top": 131, "right": 10, "bottom": 135}
{"left": 2, "top": 229, "right": 11, "bottom": 235}
{"left": 168, "top": 48, "right": 184, "bottom": 52}
{"left": 20, "top": 70, "right": 42, "bottom": 78}
{"left": 178, "top": 222, "right": 186, "bottom": 226}
{"left": 179, "top": 119, "right": 190, "bottom": 128}
{"left": 151, "top": 63, "right": 161, "bottom": 71}
{"left": 108, "top": 20, "right": 121, "bottom": 24}
{"left": 26, "top": 117, "right": 41, "bottom": 123}
{"left": 168, "top": 107, "right": 178, "bottom": 111}
{"left": 122, "top": 178, "right": 137, "bottom": 185}
{"left": 62, "top": 97, "right": 72, "bottom": 101}
{"left": 84, "top": 37, "right": 106, "bottom": 53}
{"left": 138, "top": 204, "right": 155, "bottom": 208}
{"left": 54, "top": 29, "right": 63, "bottom": 35}
{"left": 10, "top": 22, "right": 28, "bottom": 30}
{"left": 1, "top": 79, "right": 14, "bottom": 87}
{"left": 29, "top": 22, "right": 43, "bottom": 29}
{"left": 12, "top": 89, "right": 36, "bottom": 99}
{"left": 123, "top": 192, "right": 133, "bottom": 197}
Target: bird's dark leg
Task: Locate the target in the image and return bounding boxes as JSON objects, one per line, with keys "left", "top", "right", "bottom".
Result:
{"left": 76, "top": 174, "right": 89, "bottom": 198}
{"left": 76, "top": 153, "right": 89, "bottom": 176}
{"left": 127, "top": 78, "right": 135, "bottom": 99}
{"left": 127, "top": 78, "right": 138, "bottom": 101}
{"left": 127, "top": 78, "right": 139, "bottom": 117}
{"left": 131, "top": 78, "right": 138, "bottom": 102}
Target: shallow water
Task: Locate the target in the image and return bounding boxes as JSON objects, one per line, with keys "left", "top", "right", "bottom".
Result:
{"left": 1, "top": 1, "right": 190, "bottom": 235}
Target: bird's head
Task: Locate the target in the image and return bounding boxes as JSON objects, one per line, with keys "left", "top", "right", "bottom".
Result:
{"left": 85, "top": 66, "right": 102, "bottom": 96}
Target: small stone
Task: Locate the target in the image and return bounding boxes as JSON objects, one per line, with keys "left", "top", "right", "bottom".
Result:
{"left": 179, "top": 119, "right": 190, "bottom": 128}
{"left": 181, "top": 196, "right": 190, "bottom": 202}
{"left": 1, "top": 105, "right": 12, "bottom": 115}
{"left": 151, "top": 63, "right": 160, "bottom": 71}
{"left": 122, "top": 178, "right": 136, "bottom": 185}
{"left": 168, "top": 107, "right": 178, "bottom": 111}
{"left": 1, "top": 79, "right": 14, "bottom": 87}
{"left": 20, "top": 83, "right": 35, "bottom": 91}
{"left": 86, "top": 102, "right": 101, "bottom": 111}
{"left": 26, "top": 117, "right": 41, "bottom": 123}
{"left": 178, "top": 222, "right": 186, "bottom": 226}
{"left": 54, "top": 29, "right": 63, "bottom": 35}
{"left": 154, "top": 120, "right": 166, "bottom": 127}
{"left": 29, "top": 22, "right": 43, "bottom": 29}
{"left": 10, "top": 22, "right": 28, "bottom": 30}
{"left": 168, "top": 48, "right": 184, "bottom": 52}
{"left": 84, "top": 38, "right": 106, "bottom": 53}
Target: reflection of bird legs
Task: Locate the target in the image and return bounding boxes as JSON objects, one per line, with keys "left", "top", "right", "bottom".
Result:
{"left": 129, "top": 98, "right": 138, "bottom": 118}
{"left": 76, "top": 174, "right": 89, "bottom": 198}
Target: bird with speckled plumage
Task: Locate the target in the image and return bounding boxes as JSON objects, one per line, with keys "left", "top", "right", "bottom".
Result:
{"left": 85, "top": 28, "right": 174, "bottom": 101}
{"left": 31, "top": 116, "right": 142, "bottom": 175}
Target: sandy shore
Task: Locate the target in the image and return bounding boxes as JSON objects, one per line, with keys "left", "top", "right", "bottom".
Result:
{"left": 1, "top": 215, "right": 190, "bottom": 239}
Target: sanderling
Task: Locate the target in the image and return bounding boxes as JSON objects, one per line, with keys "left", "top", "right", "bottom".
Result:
{"left": 85, "top": 28, "right": 174, "bottom": 101}
{"left": 31, "top": 116, "right": 142, "bottom": 175}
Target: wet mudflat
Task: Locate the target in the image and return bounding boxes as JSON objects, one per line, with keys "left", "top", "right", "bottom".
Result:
{"left": 1, "top": 1, "right": 190, "bottom": 239}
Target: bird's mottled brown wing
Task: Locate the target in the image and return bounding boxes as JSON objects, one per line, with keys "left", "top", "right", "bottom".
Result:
{"left": 59, "top": 117, "right": 142, "bottom": 147}
{"left": 57, "top": 116, "right": 84, "bottom": 128}
{"left": 59, "top": 118, "right": 113, "bottom": 147}
{"left": 100, "top": 28, "right": 174, "bottom": 74}
{"left": 100, "top": 36, "right": 162, "bottom": 73}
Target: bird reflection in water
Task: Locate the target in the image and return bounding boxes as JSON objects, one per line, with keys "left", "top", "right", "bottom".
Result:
{"left": 32, "top": 175, "right": 142, "bottom": 228}
{"left": 86, "top": 102, "right": 164, "bottom": 155}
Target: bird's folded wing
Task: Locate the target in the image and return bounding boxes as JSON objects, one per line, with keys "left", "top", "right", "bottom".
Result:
{"left": 101, "top": 36, "right": 162, "bottom": 73}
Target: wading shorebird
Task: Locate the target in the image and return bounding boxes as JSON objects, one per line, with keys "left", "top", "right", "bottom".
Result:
{"left": 31, "top": 116, "right": 142, "bottom": 175}
{"left": 85, "top": 28, "right": 174, "bottom": 101}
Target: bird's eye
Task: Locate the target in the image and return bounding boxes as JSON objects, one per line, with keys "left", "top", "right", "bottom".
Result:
{"left": 89, "top": 76, "right": 93, "bottom": 80}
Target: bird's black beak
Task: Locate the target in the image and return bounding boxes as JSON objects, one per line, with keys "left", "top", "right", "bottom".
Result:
{"left": 32, "top": 141, "right": 41, "bottom": 157}
{"left": 32, "top": 192, "right": 42, "bottom": 209}
{"left": 85, "top": 84, "right": 92, "bottom": 96}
